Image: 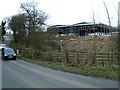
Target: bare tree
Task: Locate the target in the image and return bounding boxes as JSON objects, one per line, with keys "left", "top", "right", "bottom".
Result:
{"left": 103, "top": 2, "right": 111, "bottom": 27}
{"left": 20, "top": 0, "right": 48, "bottom": 33}
{"left": 103, "top": 1, "right": 119, "bottom": 63}
{"left": 92, "top": 12, "right": 96, "bottom": 66}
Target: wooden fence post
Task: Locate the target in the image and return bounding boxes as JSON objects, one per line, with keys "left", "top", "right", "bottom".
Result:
{"left": 108, "top": 52, "right": 109, "bottom": 61}
{"left": 77, "top": 53, "right": 80, "bottom": 65}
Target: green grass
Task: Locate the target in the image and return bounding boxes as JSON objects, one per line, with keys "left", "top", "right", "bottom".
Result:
{"left": 18, "top": 56, "right": 119, "bottom": 80}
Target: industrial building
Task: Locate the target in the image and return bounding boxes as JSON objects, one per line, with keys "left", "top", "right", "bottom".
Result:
{"left": 48, "top": 22, "right": 113, "bottom": 36}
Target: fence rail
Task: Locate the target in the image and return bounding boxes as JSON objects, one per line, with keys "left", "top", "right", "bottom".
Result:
{"left": 20, "top": 50, "right": 119, "bottom": 68}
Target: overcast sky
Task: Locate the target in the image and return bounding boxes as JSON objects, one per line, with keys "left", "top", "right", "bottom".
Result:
{"left": 0, "top": 0, "right": 119, "bottom": 27}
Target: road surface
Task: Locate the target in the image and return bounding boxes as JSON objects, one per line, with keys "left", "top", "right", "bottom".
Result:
{"left": 0, "top": 54, "right": 2, "bottom": 89}
{"left": 1, "top": 58, "right": 119, "bottom": 88}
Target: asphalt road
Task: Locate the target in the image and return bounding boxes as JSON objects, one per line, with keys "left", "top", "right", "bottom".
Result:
{"left": 0, "top": 55, "right": 2, "bottom": 90}
{"left": 1, "top": 58, "right": 119, "bottom": 88}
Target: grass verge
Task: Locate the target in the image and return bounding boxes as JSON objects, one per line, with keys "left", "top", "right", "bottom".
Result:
{"left": 18, "top": 56, "right": 119, "bottom": 80}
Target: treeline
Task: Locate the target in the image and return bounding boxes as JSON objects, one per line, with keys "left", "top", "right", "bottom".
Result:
{"left": 0, "top": 25, "right": 1, "bottom": 41}
{"left": 9, "top": 1, "right": 57, "bottom": 52}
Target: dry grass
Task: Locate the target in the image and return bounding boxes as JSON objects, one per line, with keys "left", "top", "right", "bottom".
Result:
{"left": 59, "top": 35, "right": 116, "bottom": 53}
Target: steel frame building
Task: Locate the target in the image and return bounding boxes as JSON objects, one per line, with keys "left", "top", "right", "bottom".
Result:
{"left": 48, "top": 22, "right": 113, "bottom": 36}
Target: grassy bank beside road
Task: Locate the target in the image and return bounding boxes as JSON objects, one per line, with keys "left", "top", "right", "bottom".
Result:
{"left": 18, "top": 56, "right": 118, "bottom": 80}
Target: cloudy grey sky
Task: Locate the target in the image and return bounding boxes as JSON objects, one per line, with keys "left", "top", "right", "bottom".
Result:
{"left": 0, "top": 0, "right": 119, "bottom": 26}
